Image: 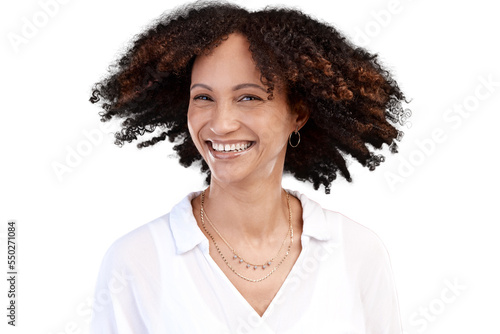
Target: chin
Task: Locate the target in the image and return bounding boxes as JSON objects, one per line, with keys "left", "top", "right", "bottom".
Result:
{"left": 209, "top": 168, "right": 250, "bottom": 186}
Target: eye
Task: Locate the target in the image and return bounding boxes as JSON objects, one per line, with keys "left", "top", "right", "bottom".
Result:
{"left": 239, "top": 95, "right": 263, "bottom": 102}
{"left": 193, "top": 95, "right": 213, "bottom": 101}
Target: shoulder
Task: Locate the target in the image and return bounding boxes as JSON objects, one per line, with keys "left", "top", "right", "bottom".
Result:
{"left": 89, "top": 196, "right": 195, "bottom": 331}
{"left": 98, "top": 213, "right": 173, "bottom": 274}
{"left": 290, "top": 189, "right": 391, "bottom": 267}
{"left": 98, "top": 191, "right": 201, "bottom": 273}
{"left": 326, "top": 210, "right": 388, "bottom": 256}
{"left": 300, "top": 194, "right": 399, "bottom": 306}
{"left": 108, "top": 213, "right": 171, "bottom": 253}
{"left": 321, "top": 208, "right": 395, "bottom": 286}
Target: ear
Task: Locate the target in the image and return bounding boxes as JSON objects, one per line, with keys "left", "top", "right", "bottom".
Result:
{"left": 292, "top": 100, "right": 310, "bottom": 131}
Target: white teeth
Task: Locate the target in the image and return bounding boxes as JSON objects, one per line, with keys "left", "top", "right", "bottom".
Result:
{"left": 211, "top": 142, "right": 252, "bottom": 152}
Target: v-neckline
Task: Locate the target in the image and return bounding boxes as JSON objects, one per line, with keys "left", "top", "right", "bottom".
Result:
{"left": 200, "top": 233, "right": 309, "bottom": 320}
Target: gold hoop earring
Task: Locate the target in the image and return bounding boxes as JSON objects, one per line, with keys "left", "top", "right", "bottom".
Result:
{"left": 288, "top": 129, "right": 300, "bottom": 148}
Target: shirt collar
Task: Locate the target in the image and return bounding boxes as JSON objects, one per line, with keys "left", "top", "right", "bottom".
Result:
{"left": 169, "top": 191, "right": 206, "bottom": 255}
{"left": 286, "top": 189, "right": 335, "bottom": 242}
{"left": 169, "top": 190, "right": 336, "bottom": 255}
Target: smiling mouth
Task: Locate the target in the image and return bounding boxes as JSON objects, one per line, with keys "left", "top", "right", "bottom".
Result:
{"left": 209, "top": 141, "right": 254, "bottom": 153}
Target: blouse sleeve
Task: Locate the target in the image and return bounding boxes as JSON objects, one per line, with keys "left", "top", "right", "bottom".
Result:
{"left": 89, "top": 239, "right": 149, "bottom": 334}
{"left": 359, "top": 234, "right": 402, "bottom": 334}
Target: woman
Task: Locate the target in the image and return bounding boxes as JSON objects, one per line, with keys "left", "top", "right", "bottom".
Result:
{"left": 89, "top": 2, "right": 408, "bottom": 333}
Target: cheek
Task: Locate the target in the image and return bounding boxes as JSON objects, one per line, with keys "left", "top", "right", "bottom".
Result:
{"left": 187, "top": 108, "right": 202, "bottom": 144}
{"left": 187, "top": 107, "right": 214, "bottom": 158}
{"left": 256, "top": 115, "right": 293, "bottom": 146}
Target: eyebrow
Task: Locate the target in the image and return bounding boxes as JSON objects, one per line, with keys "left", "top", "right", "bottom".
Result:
{"left": 190, "top": 83, "right": 212, "bottom": 91}
{"left": 232, "top": 83, "right": 267, "bottom": 93}
{"left": 190, "top": 83, "right": 267, "bottom": 93}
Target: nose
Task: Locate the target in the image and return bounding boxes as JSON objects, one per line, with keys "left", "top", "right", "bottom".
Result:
{"left": 209, "top": 101, "right": 240, "bottom": 135}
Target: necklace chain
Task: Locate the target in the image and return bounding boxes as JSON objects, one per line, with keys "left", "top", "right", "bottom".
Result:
{"left": 203, "top": 210, "right": 289, "bottom": 268}
{"left": 200, "top": 189, "right": 294, "bottom": 283}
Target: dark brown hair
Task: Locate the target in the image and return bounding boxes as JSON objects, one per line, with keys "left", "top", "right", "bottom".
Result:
{"left": 90, "top": 1, "right": 410, "bottom": 193}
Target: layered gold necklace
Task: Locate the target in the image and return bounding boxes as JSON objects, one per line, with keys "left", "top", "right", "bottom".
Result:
{"left": 200, "top": 189, "right": 294, "bottom": 283}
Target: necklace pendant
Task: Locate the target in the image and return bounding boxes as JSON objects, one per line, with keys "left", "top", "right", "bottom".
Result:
{"left": 200, "top": 189, "right": 293, "bottom": 283}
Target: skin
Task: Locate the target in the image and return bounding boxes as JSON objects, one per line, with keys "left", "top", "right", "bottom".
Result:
{"left": 188, "top": 33, "right": 308, "bottom": 316}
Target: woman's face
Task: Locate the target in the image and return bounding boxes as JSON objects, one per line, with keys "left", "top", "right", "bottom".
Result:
{"left": 187, "top": 33, "right": 301, "bottom": 186}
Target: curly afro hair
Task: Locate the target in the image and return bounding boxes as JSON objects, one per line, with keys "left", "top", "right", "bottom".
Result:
{"left": 89, "top": 1, "right": 410, "bottom": 193}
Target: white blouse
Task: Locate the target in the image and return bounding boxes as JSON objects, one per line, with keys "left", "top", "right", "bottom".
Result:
{"left": 90, "top": 190, "right": 402, "bottom": 333}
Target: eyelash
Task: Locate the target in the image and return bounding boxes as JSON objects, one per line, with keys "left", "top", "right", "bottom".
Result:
{"left": 192, "top": 95, "right": 263, "bottom": 102}
{"left": 193, "top": 95, "right": 212, "bottom": 101}
{"left": 240, "top": 95, "right": 262, "bottom": 102}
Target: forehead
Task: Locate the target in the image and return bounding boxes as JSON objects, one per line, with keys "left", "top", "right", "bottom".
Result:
{"left": 191, "top": 33, "right": 262, "bottom": 86}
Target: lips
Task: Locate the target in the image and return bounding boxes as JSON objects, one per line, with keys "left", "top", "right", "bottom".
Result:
{"left": 211, "top": 141, "right": 253, "bottom": 153}
{"left": 207, "top": 140, "right": 255, "bottom": 158}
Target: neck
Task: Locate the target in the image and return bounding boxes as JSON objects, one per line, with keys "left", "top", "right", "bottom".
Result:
{"left": 202, "top": 178, "right": 289, "bottom": 244}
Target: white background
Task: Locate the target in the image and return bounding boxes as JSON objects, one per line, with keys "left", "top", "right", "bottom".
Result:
{"left": 1, "top": 0, "right": 499, "bottom": 333}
